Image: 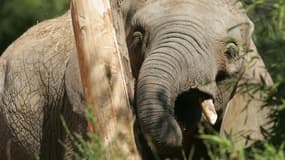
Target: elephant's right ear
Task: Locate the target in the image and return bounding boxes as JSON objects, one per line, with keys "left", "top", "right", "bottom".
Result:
{"left": 220, "top": 1, "right": 274, "bottom": 147}
{"left": 220, "top": 38, "right": 274, "bottom": 147}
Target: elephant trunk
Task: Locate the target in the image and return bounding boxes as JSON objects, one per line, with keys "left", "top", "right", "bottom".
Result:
{"left": 135, "top": 30, "right": 219, "bottom": 151}
{"left": 136, "top": 51, "right": 183, "bottom": 149}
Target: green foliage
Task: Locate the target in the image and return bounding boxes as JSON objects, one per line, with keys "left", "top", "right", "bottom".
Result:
{"left": 72, "top": 107, "right": 105, "bottom": 160}
{"left": 245, "top": 0, "right": 285, "bottom": 146}
{"left": 200, "top": 133, "right": 246, "bottom": 160}
{"left": 270, "top": 100, "right": 285, "bottom": 146}
{"left": 246, "top": 0, "right": 285, "bottom": 86}
{"left": 251, "top": 143, "right": 285, "bottom": 160}
{"left": 201, "top": 131, "right": 285, "bottom": 160}
{"left": 0, "top": 0, "right": 69, "bottom": 53}
{"left": 62, "top": 106, "right": 123, "bottom": 160}
{"left": 73, "top": 133, "right": 105, "bottom": 160}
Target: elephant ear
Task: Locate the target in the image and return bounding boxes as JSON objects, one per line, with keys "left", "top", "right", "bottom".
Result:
{"left": 220, "top": 37, "right": 273, "bottom": 147}
{"left": 220, "top": 1, "right": 274, "bottom": 146}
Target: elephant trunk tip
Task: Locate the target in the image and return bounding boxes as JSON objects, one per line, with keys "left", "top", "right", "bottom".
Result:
{"left": 139, "top": 110, "right": 183, "bottom": 149}
{"left": 158, "top": 115, "right": 183, "bottom": 147}
{"left": 144, "top": 114, "right": 183, "bottom": 156}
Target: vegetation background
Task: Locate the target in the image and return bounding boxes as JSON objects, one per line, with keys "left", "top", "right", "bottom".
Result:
{"left": 0, "top": 0, "right": 284, "bottom": 159}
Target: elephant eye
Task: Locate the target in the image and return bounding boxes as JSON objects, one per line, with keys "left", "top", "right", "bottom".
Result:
{"left": 225, "top": 43, "right": 239, "bottom": 59}
{"left": 132, "top": 31, "right": 144, "bottom": 44}
{"left": 132, "top": 26, "right": 145, "bottom": 45}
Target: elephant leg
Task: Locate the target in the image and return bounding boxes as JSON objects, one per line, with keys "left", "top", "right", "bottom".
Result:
{"left": 0, "top": 64, "right": 43, "bottom": 160}
{"left": 0, "top": 55, "right": 67, "bottom": 159}
{"left": 0, "top": 59, "right": 37, "bottom": 160}
{"left": 61, "top": 50, "right": 88, "bottom": 159}
{"left": 58, "top": 95, "right": 88, "bottom": 160}
{"left": 39, "top": 92, "right": 87, "bottom": 160}
{"left": 0, "top": 112, "right": 32, "bottom": 160}
{"left": 40, "top": 100, "right": 66, "bottom": 160}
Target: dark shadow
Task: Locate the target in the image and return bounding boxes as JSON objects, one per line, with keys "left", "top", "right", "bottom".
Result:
{"left": 40, "top": 91, "right": 88, "bottom": 160}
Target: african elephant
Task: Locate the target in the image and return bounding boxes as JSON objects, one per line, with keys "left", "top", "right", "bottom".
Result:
{"left": 0, "top": 0, "right": 273, "bottom": 159}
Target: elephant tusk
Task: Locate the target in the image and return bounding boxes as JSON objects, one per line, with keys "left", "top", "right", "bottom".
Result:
{"left": 200, "top": 99, "right": 217, "bottom": 125}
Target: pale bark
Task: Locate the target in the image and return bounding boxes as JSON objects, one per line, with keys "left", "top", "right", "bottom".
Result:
{"left": 71, "top": 0, "right": 138, "bottom": 159}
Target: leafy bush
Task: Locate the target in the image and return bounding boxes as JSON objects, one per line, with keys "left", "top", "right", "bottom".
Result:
{"left": 63, "top": 107, "right": 123, "bottom": 160}
{"left": 246, "top": 0, "right": 285, "bottom": 146}
{"left": 201, "top": 131, "right": 285, "bottom": 160}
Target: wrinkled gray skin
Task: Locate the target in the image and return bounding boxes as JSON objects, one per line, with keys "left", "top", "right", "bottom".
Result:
{"left": 127, "top": 0, "right": 272, "bottom": 159}
{"left": 0, "top": 0, "right": 273, "bottom": 159}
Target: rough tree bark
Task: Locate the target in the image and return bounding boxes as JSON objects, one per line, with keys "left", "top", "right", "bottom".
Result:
{"left": 71, "top": 0, "right": 138, "bottom": 159}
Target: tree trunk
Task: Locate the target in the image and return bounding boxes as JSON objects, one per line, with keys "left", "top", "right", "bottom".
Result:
{"left": 71, "top": 0, "right": 138, "bottom": 159}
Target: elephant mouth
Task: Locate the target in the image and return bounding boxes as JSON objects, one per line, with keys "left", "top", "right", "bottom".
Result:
{"left": 174, "top": 89, "right": 217, "bottom": 130}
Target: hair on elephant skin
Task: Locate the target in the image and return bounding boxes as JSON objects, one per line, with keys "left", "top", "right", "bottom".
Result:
{"left": 0, "top": 0, "right": 273, "bottom": 159}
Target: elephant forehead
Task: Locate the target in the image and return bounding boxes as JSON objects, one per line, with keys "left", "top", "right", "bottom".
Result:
{"left": 133, "top": 0, "right": 248, "bottom": 31}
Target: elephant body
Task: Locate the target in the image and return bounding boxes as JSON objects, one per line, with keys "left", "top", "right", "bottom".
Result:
{"left": 0, "top": 0, "right": 273, "bottom": 159}
{"left": 0, "top": 13, "right": 87, "bottom": 159}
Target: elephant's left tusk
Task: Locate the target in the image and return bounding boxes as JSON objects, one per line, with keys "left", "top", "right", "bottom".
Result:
{"left": 200, "top": 99, "right": 217, "bottom": 125}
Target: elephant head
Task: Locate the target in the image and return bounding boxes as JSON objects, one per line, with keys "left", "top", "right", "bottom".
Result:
{"left": 123, "top": 0, "right": 270, "bottom": 158}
